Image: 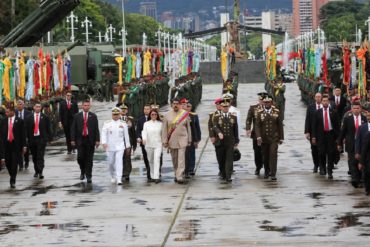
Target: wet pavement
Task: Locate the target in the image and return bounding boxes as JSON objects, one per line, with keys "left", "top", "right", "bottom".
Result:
{"left": 1, "top": 83, "right": 370, "bottom": 246}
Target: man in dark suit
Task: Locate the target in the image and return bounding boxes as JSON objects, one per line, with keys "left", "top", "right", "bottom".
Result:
{"left": 312, "top": 94, "right": 340, "bottom": 179}
{"left": 355, "top": 109, "right": 370, "bottom": 162}
{"left": 304, "top": 92, "right": 323, "bottom": 173}
{"left": 338, "top": 102, "right": 366, "bottom": 187}
{"left": 15, "top": 99, "right": 32, "bottom": 170}
{"left": 330, "top": 87, "right": 347, "bottom": 120}
{"left": 71, "top": 99, "right": 100, "bottom": 183}
{"left": 59, "top": 91, "right": 79, "bottom": 154}
{"left": 136, "top": 104, "right": 151, "bottom": 180}
{"left": 359, "top": 132, "right": 370, "bottom": 196}
{"left": 25, "top": 102, "right": 51, "bottom": 179}
{"left": 1, "top": 105, "right": 26, "bottom": 188}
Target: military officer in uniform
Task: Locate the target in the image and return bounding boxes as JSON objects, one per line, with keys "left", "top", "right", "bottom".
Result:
{"left": 246, "top": 92, "right": 267, "bottom": 175}
{"left": 211, "top": 100, "right": 239, "bottom": 183}
{"left": 101, "top": 107, "right": 131, "bottom": 185}
{"left": 255, "top": 96, "right": 284, "bottom": 180}
{"left": 209, "top": 98, "right": 223, "bottom": 176}
{"left": 119, "top": 104, "right": 137, "bottom": 181}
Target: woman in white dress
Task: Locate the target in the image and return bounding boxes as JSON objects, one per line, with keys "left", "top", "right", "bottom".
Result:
{"left": 142, "top": 109, "right": 163, "bottom": 183}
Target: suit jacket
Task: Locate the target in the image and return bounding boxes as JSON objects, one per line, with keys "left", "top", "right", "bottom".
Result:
{"left": 208, "top": 110, "right": 220, "bottom": 138}
{"left": 71, "top": 111, "right": 100, "bottom": 146}
{"left": 330, "top": 95, "right": 347, "bottom": 119}
{"left": 255, "top": 108, "right": 284, "bottom": 144}
{"left": 305, "top": 103, "right": 320, "bottom": 134}
{"left": 15, "top": 109, "right": 32, "bottom": 121}
{"left": 25, "top": 113, "right": 51, "bottom": 145}
{"left": 338, "top": 113, "right": 366, "bottom": 153}
{"left": 360, "top": 132, "right": 370, "bottom": 170}
{"left": 189, "top": 112, "right": 201, "bottom": 143}
{"left": 0, "top": 136, "right": 4, "bottom": 160}
{"left": 59, "top": 99, "right": 79, "bottom": 126}
{"left": 0, "top": 117, "right": 26, "bottom": 151}
{"left": 136, "top": 115, "right": 148, "bottom": 139}
{"left": 312, "top": 107, "right": 340, "bottom": 148}
{"left": 355, "top": 123, "right": 370, "bottom": 155}
{"left": 162, "top": 110, "right": 191, "bottom": 149}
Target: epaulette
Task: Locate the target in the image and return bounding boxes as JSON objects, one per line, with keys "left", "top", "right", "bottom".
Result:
{"left": 348, "top": 112, "right": 353, "bottom": 116}
{"left": 273, "top": 108, "right": 280, "bottom": 113}
{"left": 257, "top": 108, "right": 264, "bottom": 113}
{"left": 190, "top": 112, "right": 197, "bottom": 116}
{"left": 230, "top": 112, "right": 237, "bottom": 116}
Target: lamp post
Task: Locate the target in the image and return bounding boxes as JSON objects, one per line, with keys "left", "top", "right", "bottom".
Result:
{"left": 81, "top": 17, "right": 92, "bottom": 44}
{"left": 119, "top": 27, "right": 128, "bottom": 57}
{"left": 366, "top": 17, "right": 370, "bottom": 41}
{"left": 66, "top": 11, "right": 78, "bottom": 43}
{"left": 107, "top": 24, "right": 116, "bottom": 42}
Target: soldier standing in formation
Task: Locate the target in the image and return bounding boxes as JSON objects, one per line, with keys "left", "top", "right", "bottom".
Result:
{"left": 162, "top": 98, "right": 191, "bottom": 184}
{"left": 119, "top": 104, "right": 137, "bottom": 181}
{"left": 101, "top": 107, "right": 131, "bottom": 185}
{"left": 59, "top": 91, "right": 79, "bottom": 154}
{"left": 211, "top": 99, "right": 239, "bottom": 183}
{"left": 246, "top": 92, "right": 267, "bottom": 175}
{"left": 255, "top": 96, "right": 284, "bottom": 180}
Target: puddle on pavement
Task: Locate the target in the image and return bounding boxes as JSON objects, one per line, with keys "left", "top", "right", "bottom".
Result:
{"left": 124, "top": 224, "right": 140, "bottom": 238}
{"left": 75, "top": 200, "right": 95, "bottom": 208}
{"left": 259, "top": 224, "right": 304, "bottom": 236}
{"left": 200, "top": 197, "right": 232, "bottom": 201}
{"left": 163, "top": 208, "right": 172, "bottom": 213}
{"left": 40, "top": 201, "right": 58, "bottom": 216}
{"left": 353, "top": 201, "right": 370, "bottom": 209}
{"left": 133, "top": 199, "right": 147, "bottom": 205}
{"left": 32, "top": 221, "right": 90, "bottom": 231}
{"left": 0, "top": 224, "right": 21, "bottom": 235}
{"left": 66, "top": 183, "right": 104, "bottom": 194}
{"left": 306, "top": 192, "right": 323, "bottom": 199}
{"left": 173, "top": 219, "right": 202, "bottom": 241}
{"left": 261, "top": 197, "right": 281, "bottom": 211}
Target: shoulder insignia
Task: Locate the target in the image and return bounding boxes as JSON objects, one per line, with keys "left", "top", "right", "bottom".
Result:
{"left": 128, "top": 116, "right": 134, "bottom": 120}
{"left": 230, "top": 112, "right": 237, "bottom": 116}
{"left": 190, "top": 112, "right": 197, "bottom": 116}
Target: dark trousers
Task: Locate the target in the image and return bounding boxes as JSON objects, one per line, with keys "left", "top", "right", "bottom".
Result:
{"left": 77, "top": 137, "right": 95, "bottom": 179}
{"left": 17, "top": 148, "right": 29, "bottom": 169}
{"left": 29, "top": 138, "right": 46, "bottom": 175}
{"left": 348, "top": 152, "right": 361, "bottom": 186}
{"left": 363, "top": 169, "right": 370, "bottom": 194}
{"left": 318, "top": 131, "right": 336, "bottom": 174}
{"left": 311, "top": 143, "right": 320, "bottom": 169}
{"left": 262, "top": 142, "right": 279, "bottom": 177}
{"left": 252, "top": 138, "right": 263, "bottom": 170}
{"left": 141, "top": 144, "right": 151, "bottom": 179}
{"left": 215, "top": 142, "right": 234, "bottom": 180}
{"left": 5, "top": 142, "right": 18, "bottom": 184}
{"left": 123, "top": 148, "right": 132, "bottom": 177}
{"left": 185, "top": 145, "right": 196, "bottom": 174}
{"left": 63, "top": 124, "right": 73, "bottom": 152}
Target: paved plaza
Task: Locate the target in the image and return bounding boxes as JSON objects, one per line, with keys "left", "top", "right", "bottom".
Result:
{"left": 0, "top": 83, "right": 370, "bottom": 246}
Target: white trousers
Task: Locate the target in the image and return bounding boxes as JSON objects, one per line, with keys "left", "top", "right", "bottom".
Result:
{"left": 146, "top": 147, "right": 162, "bottom": 179}
{"left": 107, "top": 150, "right": 124, "bottom": 180}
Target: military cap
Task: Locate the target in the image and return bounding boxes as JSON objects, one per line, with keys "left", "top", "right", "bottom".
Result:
{"left": 151, "top": 104, "right": 160, "bottom": 109}
{"left": 222, "top": 93, "right": 234, "bottom": 99}
{"left": 180, "top": 98, "right": 188, "bottom": 104}
{"left": 214, "top": 98, "right": 223, "bottom": 105}
{"left": 119, "top": 104, "right": 128, "bottom": 110}
{"left": 258, "top": 92, "right": 268, "bottom": 100}
{"left": 112, "top": 107, "right": 121, "bottom": 115}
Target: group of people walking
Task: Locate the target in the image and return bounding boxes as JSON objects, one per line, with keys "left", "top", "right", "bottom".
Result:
{"left": 305, "top": 87, "right": 370, "bottom": 195}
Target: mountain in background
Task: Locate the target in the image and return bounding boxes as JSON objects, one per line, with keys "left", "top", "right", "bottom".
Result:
{"left": 105, "top": 0, "right": 292, "bottom": 15}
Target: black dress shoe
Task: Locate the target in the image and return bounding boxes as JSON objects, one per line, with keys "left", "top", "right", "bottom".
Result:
{"left": 174, "top": 178, "right": 178, "bottom": 183}
{"left": 34, "top": 173, "right": 39, "bottom": 178}
{"left": 125, "top": 176, "right": 130, "bottom": 181}
{"left": 226, "top": 178, "right": 232, "bottom": 183}
{"left": 19, "top": 167, "right": 23, "bottom": 171}
{"left": 319, "top": 171, "right": 326, "bottom": 176}
{"left": 271, "top": 176, "right": 277, "bottom": 181}
{"left": 185, "top": 174, "right": 191, "bottom": 179}
{"left": 155, "top": 179, "right": 161, "bottom": 184}
{"left": 328, "top": 174, "right": 333, "bottom": 179}
{"left": 264, "top": 174, "right": 269, "bottom": 179}
{"left": 39, "top": 174, "right": 44, "bottom": 179}
{"left": 190, "top": 172, "right": 195, "bottom": 176}
{"left": 313, "top": 167, "right": 318, "bottom": 173}
{"left": 25, "top": 163, "right": 29, "bottom": 169}
{"left": 87, "top": 178, "right": 92, "bottom": 184}
{"left": 347, "top": 171, "right": 352, "bottom": 175}
{"left": 255, "top": 169, "right": 261, "bottom": 175}
{"left": 67, "top": 151, "right": 72, "bottom": 155}
{"left": 80, "top": 173, "right": 85, "bottom": 180}
{"left": 10, "top": 183, "right": 15, "bottom": 189}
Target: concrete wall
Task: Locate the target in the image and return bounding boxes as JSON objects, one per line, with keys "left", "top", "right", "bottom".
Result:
{"left": 199, "top": 60, "right": 266, "bottom": 84}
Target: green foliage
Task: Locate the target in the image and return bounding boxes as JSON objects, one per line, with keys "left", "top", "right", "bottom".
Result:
{"left": 205, "top": 34, "right": 221, "bottom": 57}
{"left": 125, "top": 13, "right": 161, "bottom": 45}
{"left": 320, "top": 0, "right": 370, "bottom": 42}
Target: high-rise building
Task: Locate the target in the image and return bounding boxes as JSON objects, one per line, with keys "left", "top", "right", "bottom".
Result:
{"left": 243, "top": 12, "right": 293, "bottom": 35}
{"left": 293, "top": 0, "right": 342, "bottom": 36}
{"left": 139, "top": 1, "right": 157, "bottom": 21}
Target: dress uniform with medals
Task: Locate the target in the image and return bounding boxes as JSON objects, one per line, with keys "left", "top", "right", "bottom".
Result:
{"left": 119, "top": 104, "right": 137, "bottom": 181}
{"left": 255, "top": 96, "right": 284, "bottom": 180}
{"left": 212, "top": 100, "right": 239, "bottom": 183}
{"left": 246, "top": 92, "right": 267, "bottom": 175}
{"left": 101, "top": 107, "right": 131, "bottom": 185}
{"left": 209, "top": 98, "right": 223, "bottom": 175}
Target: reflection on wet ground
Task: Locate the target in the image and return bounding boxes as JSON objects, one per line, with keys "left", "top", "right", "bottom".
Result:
{"left": 173, "top": 219, "right": 202, "bottom": 241}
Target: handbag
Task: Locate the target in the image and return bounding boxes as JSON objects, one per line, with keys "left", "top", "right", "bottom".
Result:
{"left": 233, "top": 148, "right": 241, "bottom": 161}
